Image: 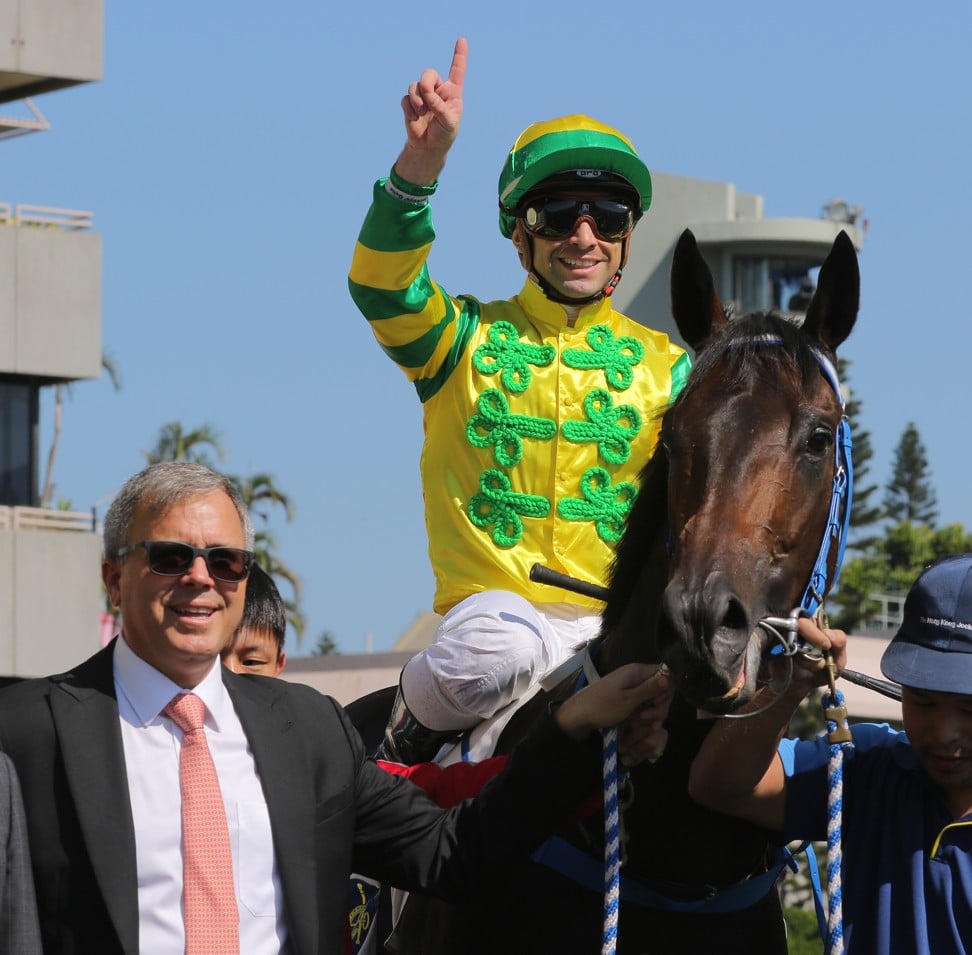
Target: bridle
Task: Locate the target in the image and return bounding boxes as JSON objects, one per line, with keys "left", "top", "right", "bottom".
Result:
{"left": 723, "top": 337, "right": 854, "bottom": 718}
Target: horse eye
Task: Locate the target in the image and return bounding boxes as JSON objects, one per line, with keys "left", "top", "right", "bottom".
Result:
{"left": 806, "top": 426, "right": 834, "bottom": 455}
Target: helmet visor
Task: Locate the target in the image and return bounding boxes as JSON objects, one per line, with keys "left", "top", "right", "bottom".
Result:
{"left": 520, "top": 196, "right": 636, "bottom": 241}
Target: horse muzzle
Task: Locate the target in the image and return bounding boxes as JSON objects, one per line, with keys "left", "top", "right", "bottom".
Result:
{"left": 658, "top": 575, "right": 765, "bottom": 711}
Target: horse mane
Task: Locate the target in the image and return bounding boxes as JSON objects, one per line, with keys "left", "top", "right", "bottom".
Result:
{"left": 601, "top": 443, "right": 667, "bottom": 637}
{"left": 600, "top": 310, "right": 827, "bottom": 637}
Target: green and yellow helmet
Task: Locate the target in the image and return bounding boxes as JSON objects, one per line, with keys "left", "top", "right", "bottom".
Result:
{"left": 497, "top": 115, "right": 652, "bottom": 239}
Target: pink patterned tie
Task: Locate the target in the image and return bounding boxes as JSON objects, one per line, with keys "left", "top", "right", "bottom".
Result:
{"left": 164, "top": 693, "right": 240, "bottom": 955}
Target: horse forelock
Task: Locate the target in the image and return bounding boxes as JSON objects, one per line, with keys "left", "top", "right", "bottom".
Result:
{"left": 683, "top": 311, "right": 825, "bottom": 402}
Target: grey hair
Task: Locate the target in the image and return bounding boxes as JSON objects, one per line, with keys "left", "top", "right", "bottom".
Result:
{"left": 103, "top": 461, "right": 255, "bottom": 559}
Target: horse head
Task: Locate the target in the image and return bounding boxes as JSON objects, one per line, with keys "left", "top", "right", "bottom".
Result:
{"left": 604, "top": 228, "right": 859, "bottom": 713}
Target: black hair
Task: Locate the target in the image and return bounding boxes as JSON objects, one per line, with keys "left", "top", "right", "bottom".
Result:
{"left": 240, "top": 563, "right": 286, "bottom": 650}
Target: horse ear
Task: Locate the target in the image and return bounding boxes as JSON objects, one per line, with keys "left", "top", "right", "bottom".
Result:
{"left": 670, "top": 229, "right": 728, "bottom": 350}
{"left": 801, "top": 230, "right": 860, "bottom": 352}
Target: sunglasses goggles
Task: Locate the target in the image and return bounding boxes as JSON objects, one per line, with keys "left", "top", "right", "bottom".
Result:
{"left": 519, "top": 196, "right": 637, "bottom": 241}
{"left": 117, "top": 540, "right": 254, "bottom": 582}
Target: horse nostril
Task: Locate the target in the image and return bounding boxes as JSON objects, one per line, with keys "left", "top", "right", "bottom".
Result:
{"left": 720, "top": 598, "right": 748, "bottom": 634}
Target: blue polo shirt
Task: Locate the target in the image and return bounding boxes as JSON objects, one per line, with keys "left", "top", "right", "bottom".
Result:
{"left": 779, "top": 724, "right": 972, "bottom": 954}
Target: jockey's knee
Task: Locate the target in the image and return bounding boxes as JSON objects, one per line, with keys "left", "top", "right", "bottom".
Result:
{"left": 401, "top": 591, "right": 548, "bottom": 729}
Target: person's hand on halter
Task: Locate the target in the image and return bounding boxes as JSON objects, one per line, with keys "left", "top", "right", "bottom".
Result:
{"left": 555, "top": 662, "right": 674, "bottom": 767}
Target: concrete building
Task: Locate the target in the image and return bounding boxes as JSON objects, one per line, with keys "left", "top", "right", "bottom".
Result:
{"left": 611, "top": 171, "right": 866, "bottom": 348}
{"left": 0, "top": 0, "right": 105, "bottom": 676}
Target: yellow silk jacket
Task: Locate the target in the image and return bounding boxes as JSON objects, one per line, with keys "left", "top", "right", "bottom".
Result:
{"left": 349, "top": 177, "right": 691, "bottom": 614}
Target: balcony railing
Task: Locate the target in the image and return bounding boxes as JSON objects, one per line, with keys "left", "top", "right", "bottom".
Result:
{"left": 0, "top": 506, "right": 95, "bottom": 532}
{"left": 0, "top": 203, "right": 93, "bottom": 231}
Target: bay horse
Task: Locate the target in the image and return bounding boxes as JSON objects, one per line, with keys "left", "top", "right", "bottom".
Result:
{"left": 350, "top": 227, "right": 860, "bottom": 954}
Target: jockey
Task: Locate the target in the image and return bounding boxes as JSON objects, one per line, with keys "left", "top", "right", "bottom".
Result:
{"left": 348, "top": 38, "right": 690, "bottom": 764}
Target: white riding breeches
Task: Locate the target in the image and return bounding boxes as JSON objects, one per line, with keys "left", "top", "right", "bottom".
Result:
{"left": 399, "top": 590, "right": 602, "bottom": 731}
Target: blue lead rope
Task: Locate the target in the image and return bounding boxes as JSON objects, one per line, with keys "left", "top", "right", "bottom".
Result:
{"left": 602, "top": 727, "right": 622, "bottom": 955}
{"left": 821, "top": 681, "right": 854, "bottom": 955}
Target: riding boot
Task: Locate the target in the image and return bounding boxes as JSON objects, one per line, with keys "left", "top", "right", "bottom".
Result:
{"left": 374, "top": 683, "right": 462, "bottom": 765}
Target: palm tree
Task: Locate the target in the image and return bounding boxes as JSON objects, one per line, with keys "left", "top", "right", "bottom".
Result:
{"left": 233, "top": 472, "right": 304, "bottom": 640}
{"left": 144, "top": 421, "right": 225, "bottom": 467}
{"left": 41, "top": 352, "right": 122, "bottom": 508}
{"left": 255, "top": 543, "right": 305, "bottom": 640}
{"left": 233, "top": 472, "right": 295, "bottom": 524}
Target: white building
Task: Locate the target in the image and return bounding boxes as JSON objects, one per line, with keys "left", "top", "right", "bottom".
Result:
{"left": 0, "top": 0, "right": 105, "bottom": 676}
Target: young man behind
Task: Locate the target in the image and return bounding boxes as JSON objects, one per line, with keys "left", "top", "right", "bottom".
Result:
{"left": 221, "top": 562, "right": 287, "bottom": 677}
{"left": 689, "top": 553, "right": 972, "bottom": 954}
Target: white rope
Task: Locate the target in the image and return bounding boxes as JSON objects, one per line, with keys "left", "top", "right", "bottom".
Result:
{"left": 822, "top": 682, "right": 853, "bottom": 955}
{"left": 602, "top": 726, "right": 621, "bottom": 955}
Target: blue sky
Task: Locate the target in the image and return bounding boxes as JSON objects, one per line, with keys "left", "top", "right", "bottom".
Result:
{"left": 6, "top": 1, "right": 970, "bottom": 655}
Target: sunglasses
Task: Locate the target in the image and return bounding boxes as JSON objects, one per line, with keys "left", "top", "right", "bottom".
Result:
{"left": 117, "top": 540, "right": 254, "bottom": 582}
{"left": 520, "top": 197, "right": 637, "bottom": 241}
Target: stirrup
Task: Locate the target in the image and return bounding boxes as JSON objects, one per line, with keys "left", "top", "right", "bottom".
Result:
{"left": 374, "top": 684, "right": 462, "bottom": 765}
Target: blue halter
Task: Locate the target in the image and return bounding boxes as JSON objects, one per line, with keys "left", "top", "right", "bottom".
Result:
{"left": 729, "top": 334, "right": 854, "bottom": 617}
{"left": 799, "top": 347, "right": 854, "bottom": 616}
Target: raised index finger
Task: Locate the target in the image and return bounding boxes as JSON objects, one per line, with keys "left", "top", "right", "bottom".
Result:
{"left": 447, "top": 37, "right": 468, "bottom": 90}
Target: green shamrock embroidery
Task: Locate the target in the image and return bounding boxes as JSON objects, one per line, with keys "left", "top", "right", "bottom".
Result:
{"left": 469, "top": 469, "right": 551, "bottom": 548}
{"left": 562, "top": 324, "right": 645, "bottom": 390}
{"left": 561, "top": 389, "right": 642, "bottom": 465}
{"left": 557, "top": 467, "right": 638, "bottom": 544}
{"left": 472, "top": 321, "right": 556, "bottom": 393}
{"left": 466, "top": 389, "right": 557, "bottom": 467}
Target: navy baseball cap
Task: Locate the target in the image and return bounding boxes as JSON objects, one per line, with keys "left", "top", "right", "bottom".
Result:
{"left": 881, "top": 554, "right": 972, "bottom": 694}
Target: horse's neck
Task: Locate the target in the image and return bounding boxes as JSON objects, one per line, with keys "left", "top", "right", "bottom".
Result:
{"left": 597, "top": 444, "right": 671, "bottom": 674}
{"left": 599, "top": 533, "right": 669, "bottom": 674}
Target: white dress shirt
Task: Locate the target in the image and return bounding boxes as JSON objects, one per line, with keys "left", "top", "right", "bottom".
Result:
{"left": 113, "top": 637, "right": 288, "bottom": 954}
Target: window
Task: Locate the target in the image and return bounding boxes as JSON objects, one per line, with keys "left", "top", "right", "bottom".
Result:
{"left": 732, "top": 257, "right": 821, "bottom": 315}
{"left": 0, "top": 379, "right": 39, "bottom": 506}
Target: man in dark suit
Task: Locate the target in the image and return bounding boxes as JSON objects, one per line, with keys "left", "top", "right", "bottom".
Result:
{"left": 0, "top": 752, "right": 41, "bottom": 954}
{"left": 0, "top": 461, "right": 670, "bottom": 954}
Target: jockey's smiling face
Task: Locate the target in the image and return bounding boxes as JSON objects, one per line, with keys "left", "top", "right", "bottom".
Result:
{"left": 511, "top": 186, "right": 636, "bottom": 303}
{"left": 513, "top": 212, "right": 624, "bottom": 302}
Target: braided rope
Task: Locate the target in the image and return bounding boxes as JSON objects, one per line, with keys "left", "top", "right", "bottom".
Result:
{"left": 602, "top": 726, "right": 621, "bottom": 955}
{"left": 822, "top": 686, "right": 853, "bottom": 955}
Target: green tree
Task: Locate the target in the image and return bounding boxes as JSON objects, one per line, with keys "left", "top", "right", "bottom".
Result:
{"left": 314, "top": 631, "right": 340, "bottom": 656}
{"left": 41, "top": 352, "right": 122, "bottom": 508}
{"left": 838, "top": 358, "right": 882, "bottom": 549}
{"left": 233, "top": 473, "right": 304, "bottom": 641}
{"left": 234, "top": 472, "right": 295, "bottom": 524}
{"left": 783, "top": 904, "right": 825, "bottom": 955}
{"left": 829, "top": 521, "right": 972, "bottom": 631}
{"left": 883, "top": 422, "right": 938, "bottom": 525}
{"left": 144, "top": 421, "right": 225, "bottom": 467}
{"left": 929, "top": 523, "right": 972, "bottom": 561}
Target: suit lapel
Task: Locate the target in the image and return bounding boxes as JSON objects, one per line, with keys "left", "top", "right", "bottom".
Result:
{"left": 225, "top": 671, "right": 319, "bottom": 955}
{"left": 50, "top": 641, "right": 140, "bottom": 955}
